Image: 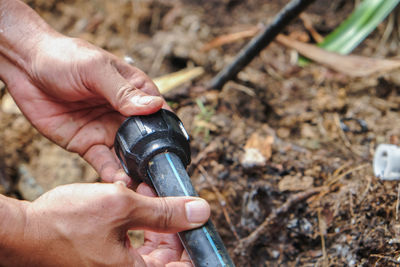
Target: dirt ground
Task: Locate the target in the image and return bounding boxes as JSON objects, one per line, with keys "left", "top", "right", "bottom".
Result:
{"left": 2, "top": 0, "right": 400, "bottom": 266}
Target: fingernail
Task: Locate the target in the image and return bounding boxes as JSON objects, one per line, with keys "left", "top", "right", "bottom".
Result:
{"left": 131, "top": 95, "right": 157, "bottom": 106}
{"left": 185, "top": 199, "right": 210, "bottom": 224}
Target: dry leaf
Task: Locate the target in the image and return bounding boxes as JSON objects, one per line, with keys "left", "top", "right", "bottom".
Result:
{"left": 244, "top": 132, "right": 274, "bottom": 160}
{"left": 300, "top": 13, "right": 324, "bottom": 43}
{"left": 240, "top": 133, "right": 274, "bottom": 168}
{"left": 276, "top": 34, "right": 400, "bottom": 77}
{"left": 201, "top": 26, "right": 261, "bottom": 52}
{"left": 278, "top": 174, "right": 314, "bottom": 192}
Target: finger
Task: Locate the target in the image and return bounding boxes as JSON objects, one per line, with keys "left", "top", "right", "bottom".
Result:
{"left": 142, "top": 253, "right": 193, "bottom": 267}
{"left": 140, "top": 233, "right": 183, "bottom": 264}
{"left": 83, "top": 144, "right": 122, "bottom": 181}
{"left": 85, "top": 62, "right": 164, "bottom": 116}
{"left": 112, "top": 59, "right": 162, "bottom": 97}
{"left": 112, "top": 169, "right": 133, "bottom": 186}
{"left": 166, "top": 261, "right": 193, "bottom": 267}
{"left": 179, "top": 250, "right": 192, "bottom": 264}
{"left": 136, "top": 183, "right": 157, "bottom": 197}
{"left": 137, "top": 230, "right": 181, "bottom": 255}
{"left": 126, "top": 194, "right": 210, "bottom": 232}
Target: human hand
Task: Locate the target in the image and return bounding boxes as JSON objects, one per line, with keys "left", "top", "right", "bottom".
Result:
{"left": 5, "top": 182, "right": 209, "bottom": 267}
{"left": 0, "top": 35, "right": 166, "bottom": 185}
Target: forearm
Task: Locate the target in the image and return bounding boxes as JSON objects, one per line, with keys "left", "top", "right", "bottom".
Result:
{"left": 0, "top": 0, "right": 60, "bottom": 71}
{"left": 0, "top": 194, "right": 29, "bottom": 265}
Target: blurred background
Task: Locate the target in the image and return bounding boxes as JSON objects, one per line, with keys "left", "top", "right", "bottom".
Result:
{"left": 1, "top": 0, "right": 400, "bottom": 265}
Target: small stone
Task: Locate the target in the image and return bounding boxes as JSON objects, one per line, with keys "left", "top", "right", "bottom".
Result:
{"left": 271, "top": 250, "right": 280, "bottom": 259}
{"left": 240, "top": 132, "right": 274, "bottom": 168}
{"left": 17, "top": 164, "right": 44, "bottom": 201}
{"left": 240, "top": 148, "right": 266, "bottom": 168}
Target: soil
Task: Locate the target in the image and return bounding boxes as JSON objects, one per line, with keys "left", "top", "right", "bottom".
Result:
{"left": 2, "top": 0, "right": 400, "bottom": 266}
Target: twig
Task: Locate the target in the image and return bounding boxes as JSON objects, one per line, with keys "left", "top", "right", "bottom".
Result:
{"left": 325, "top": 163, "right": 369, "bottom": 187}
{"left": 370, "top": 254, "right": 400, "bottom": 265}
{"left": 234, "top": 186, "right": 323, "bottom": 255}
{"left": 299, "top": 13, "right": 324, "bottom": 43}
{"left": 333, "top": 113, "right": 364, "bottom": 157}
{"left": 209, "top": 0, "right": 316, "bottom": 90}
{"left": 348, "top": 190, "right": 355, "bottom": 219}
{"left": 308, "top": 163, "right": 369, "bottom": 205}
{"left": 397, "top": 182, "right": 400, "bottom": 221}
{"left": 331, "top": 162, "right": 352, "bottom": 179}
{"left": 198, "top": 165, "right": 240, "bottom": 241}
{"left": 317, "top": 208, "right": 328, "bottom": 267}
{"left": 308, "top": 163, "right": 369, "bottom": 207}
{"left": 187, "top": 139, "right": 221, "bottom": 175}
{"left": 200, "top": 26, "right": 261, "bottom": 52}
{"left": 359, "top": 175, "right": 372, "bottom": 203}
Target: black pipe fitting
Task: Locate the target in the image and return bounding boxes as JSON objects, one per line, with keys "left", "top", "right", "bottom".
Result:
{"left": 114, "top": 109, "right": 191, "bottom": 184}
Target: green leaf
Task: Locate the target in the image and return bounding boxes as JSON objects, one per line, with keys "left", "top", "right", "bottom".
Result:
{"left": 299, "top": 0, "right": 400, "bottom": 64}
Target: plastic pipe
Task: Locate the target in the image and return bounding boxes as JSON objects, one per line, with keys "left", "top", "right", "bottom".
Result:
{"left": 373, "top": 144, "right": 400, "bottom": 180}
{"left": 148, "top": 152, "right": 235, "bottom": 267}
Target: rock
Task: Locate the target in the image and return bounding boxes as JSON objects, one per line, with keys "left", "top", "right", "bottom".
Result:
{"left": 240, "top": 148, "right": 266, "bottom": 169}
{"left": 240, "top": 132, "right": 274, "bottom": 168}
{"left": 17, "top": 164, "right": 44, "bottom": 201}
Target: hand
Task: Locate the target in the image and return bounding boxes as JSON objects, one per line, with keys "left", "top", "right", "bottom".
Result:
{"left": 6, "top": 182, "right": 209, "bottom": 267}
{"left": 135, "top": 183, "right": 195, "bottom": 266}
{"left": 0, "top": 35, "right": 167, "bottom": 184}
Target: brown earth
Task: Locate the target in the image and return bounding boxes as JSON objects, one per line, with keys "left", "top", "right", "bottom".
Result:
{"left": 2, "top": 0, "right": 400, "bottom": 266}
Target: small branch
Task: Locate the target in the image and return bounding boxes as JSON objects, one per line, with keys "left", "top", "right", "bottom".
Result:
{"left": 234, "top": 186, "right": 323, "bottom": 255}
{"left": 198, "top": 165, "right": 240, "bottom": 241}
{"left": 325, "top": 163, "right": 369, "bottom": 187}
{"left": 318, "top": 208, "right": 328, "bottom": 267}
{"left": 370, "top": 254, "right": 400, "bottom": 265}
{"left": 396, "top": 182, "right": 400, "bottom": 221}
{"left": 187, "top": 139, "right": 221, "bottom": 175}
{"left": 333, "top": 113, "right": 364, "bottom": 157}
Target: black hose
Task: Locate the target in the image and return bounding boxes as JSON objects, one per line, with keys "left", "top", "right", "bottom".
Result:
{"left": 148, "top": 152, "right": 235, "bottom": 267}
{"left": 209, "top": 0, "right": 316, "bottom": 90}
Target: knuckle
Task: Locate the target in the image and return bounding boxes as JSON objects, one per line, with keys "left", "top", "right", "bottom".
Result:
{"left": 82, "top": 50, "right": 108, "bottom": 67}
{"left": 157, "top": 198, "right": 174, "bottom": 231}
{"left": 100, "top": 185, "right": 131, "bottom": 214}
{"left": 115, "top": 85, "right": 138, "bottom": 106}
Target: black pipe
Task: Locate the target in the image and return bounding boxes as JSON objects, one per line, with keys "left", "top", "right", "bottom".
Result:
{"left": 209, "top": 0, "right": 316, "bottom": 90}
{"left": 148, "top": 152, "right": 235, "bottom": 267}
{"left": 114, "top": 110, "right": 235, "bottom": 266}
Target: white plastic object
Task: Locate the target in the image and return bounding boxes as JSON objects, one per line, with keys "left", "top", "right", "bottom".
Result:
{"left": 373, "top": 144, "right": 400, "bottom": 180}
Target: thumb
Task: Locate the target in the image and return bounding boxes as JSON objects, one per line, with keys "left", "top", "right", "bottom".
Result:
{"left": 86, "top": 63, "right": 164, "bottom": 116}
{"left": 127, "top": 193, "right": 210, "bottom": 233}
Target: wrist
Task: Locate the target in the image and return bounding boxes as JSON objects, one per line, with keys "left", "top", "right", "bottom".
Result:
{"left": 0, "top": 195, "right": 30, "bottom": 265}
{"left": 0, "top": 0, "right": 61, "bottom": 72}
